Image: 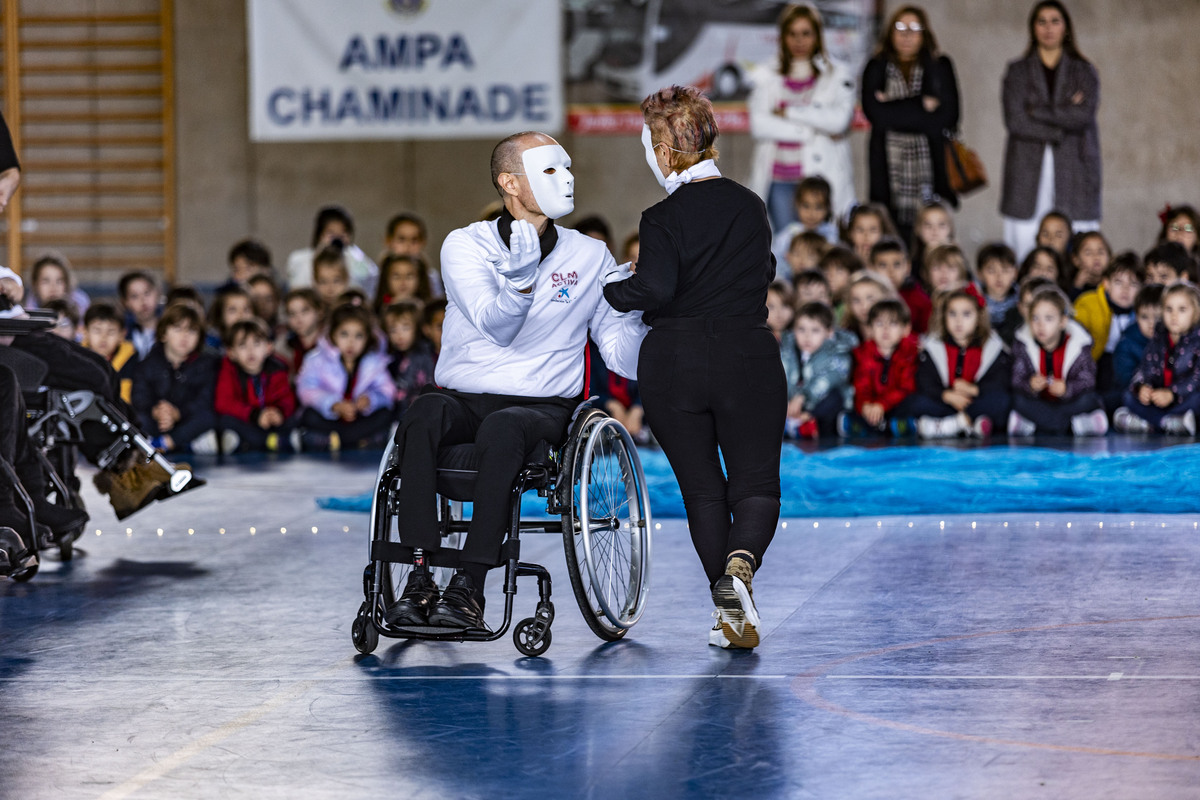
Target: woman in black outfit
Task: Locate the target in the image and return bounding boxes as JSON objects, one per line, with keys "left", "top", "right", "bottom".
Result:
{"left": 604, "top": 86, "right": 786, "bottom": 650}
{"left": 860, "top": 5, "right": 960, "bottom": 246}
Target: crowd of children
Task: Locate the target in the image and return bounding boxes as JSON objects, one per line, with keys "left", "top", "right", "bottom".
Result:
{"left": 20, "top": 192, "right": 1200, "bottom": 455}
{"left": 766, "top": 182, "right": 1200, "bottom": 441}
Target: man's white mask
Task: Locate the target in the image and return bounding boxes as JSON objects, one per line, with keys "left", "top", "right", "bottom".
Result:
{"left": 521, "top": 144, "right": 575, "bottom": 220}
{"left": 642, "top": 124, "right": 667, "bottom": 190}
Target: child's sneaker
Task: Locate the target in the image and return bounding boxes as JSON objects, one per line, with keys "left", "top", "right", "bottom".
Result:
{"left": 1161, "top": 409, "right": 1196, "bottom": 436}
{"left": 265, "top": 433, "right": 279, "bottom": 452}
{"left": 711, "top": 556, "right": 759, "bottom": 649}
{"left": 220, "top": 430, "right": 240, "bottom": 454}
{"left": 1007, "top": 410, "right": 1037, "bottom": 437}
{"left": 917, "top": 414, "right": 963, "bottom": 439}
{"left": 797, "top": 419, "right": 819, "bottom": 439}
{"left": 1113, "top": 407, "right": 1151, "bottom": 433}
{"left": 190, "top": 430, "right": 220, "bottom": 455}
{"left": 970, "top": 415, "right": 993, "bottom": 438}
{"left": 836, "top": 412, "right": 868, "bottom": 439}
{"left": 783, "top": 418, "right": 802, "bottom": 439}
{"left": 1070, "top": 408, "right": 1109, "bottom": 437}
{"left": 328, "top": 431, "right": 342, "bottom": 452}
{"left": 889, "top": 417, "right": 917, "bottom": 437}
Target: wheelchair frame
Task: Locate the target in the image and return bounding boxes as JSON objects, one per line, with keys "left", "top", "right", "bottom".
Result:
{"left": 351, "top": 403, "right": 652, "bottom": 657}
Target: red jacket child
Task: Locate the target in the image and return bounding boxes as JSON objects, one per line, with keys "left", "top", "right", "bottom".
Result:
{"left": 214, "top": 354, "right": 297, "bottom": 425}
{"left": 852, "top": 334, "right": 921, "bottom": 414}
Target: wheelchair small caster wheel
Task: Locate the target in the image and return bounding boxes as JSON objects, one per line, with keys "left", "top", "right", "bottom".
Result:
{"left": 513, "top": 617, "right": 552, "bottom": 657}
{"left": 59, "top": 540, "right": 74, "bottom": 562}
{"left": 12, "top": 562, "right": 38, "bottom": 583}
{"left": 351, "top": 609, "right": 378, "bottom": 655}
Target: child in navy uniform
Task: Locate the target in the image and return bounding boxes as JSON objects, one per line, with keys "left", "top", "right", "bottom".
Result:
{"left": 1115, "top": 283, "right": 1200, "bottom": 435}
{"left": 382, "top": 299, "right": 435, "bottom": 421}
{"left": 912, "top": 289, "right": 1011, "bottom": 439}
{"left": 1009, "top": 286, "right": 1107, "bottom": 436}
{"left": 1113, "top": 284, "right": 1164, "bottom": 396}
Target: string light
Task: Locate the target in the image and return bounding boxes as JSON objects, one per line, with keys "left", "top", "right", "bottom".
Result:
{"left": 188, "top": 529, "right": 194, "bottom": 535}
{"left": 250, "top": 527, "right": 256, "bottom": 535}
{"left": 280, "top": 527, "right": 287, "bottom": 534}
{"left": 971, "top": 521, "right": 976, "bottom": 529}
{"left": 343, "top": 526, "right": 350, "bottom": 532}
{"left": 781, "top": 522, "right": 788, "bottom": 529}
{"left": 219, "top": 528, "right": 226, "bottom": 535}
{"left": 812, "top": 522, "right": 818, "bottom": 528}
{"left": 939, "top": 520, "right": 944, "bottom": 529}
{"left": 311, "top": 527, "right": 318, "bottom": 534}
{"left": 95, "top": 529, "right": 102, "bottom": 536}
{"left": 157, "top": 529, "right": 163, "bottom": 537}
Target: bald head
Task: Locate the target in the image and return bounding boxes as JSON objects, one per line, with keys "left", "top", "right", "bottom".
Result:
{"left": 490, "top": 131, "right": 556, "bottom": 196}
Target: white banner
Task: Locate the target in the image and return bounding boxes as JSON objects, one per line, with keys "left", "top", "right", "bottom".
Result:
{"left": 248, "top": 0, "right": 563, "bottom": 142}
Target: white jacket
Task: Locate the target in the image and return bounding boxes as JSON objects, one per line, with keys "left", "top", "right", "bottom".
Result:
{"left": 747, "top": 57, "right": 858, "bottom": 221}
{"left": 436, "top": 220, "right": 647, "bottom": 399}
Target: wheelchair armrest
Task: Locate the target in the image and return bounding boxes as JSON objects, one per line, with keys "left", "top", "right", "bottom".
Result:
{"left": 0, "top": 317, "right": 54, "bottom": 335}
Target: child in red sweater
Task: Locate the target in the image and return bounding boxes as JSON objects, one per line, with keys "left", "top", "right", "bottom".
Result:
{"left": 214, "top": 318, "right": 298, "bottom": 452}
{"left": 838, "top": 299, "right": 921, "bottom": 437}
{"left": 870, "top": 238, "right": 930, "bottom": 333}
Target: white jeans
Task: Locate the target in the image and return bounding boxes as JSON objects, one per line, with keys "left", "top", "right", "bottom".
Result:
{"left": 1003, "top": 145, "right": 1098, "bottom": 262}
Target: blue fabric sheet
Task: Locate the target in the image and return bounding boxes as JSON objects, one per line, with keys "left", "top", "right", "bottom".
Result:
{"left": 316, "top": 444, "right": 1200, "bottom": 518}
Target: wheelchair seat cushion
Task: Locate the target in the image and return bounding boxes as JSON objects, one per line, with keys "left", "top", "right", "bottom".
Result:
{"left": 435, "top": 439, "right": 556, "bottom": 501}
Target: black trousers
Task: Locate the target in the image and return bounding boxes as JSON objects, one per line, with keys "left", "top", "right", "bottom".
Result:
{"left": 298, "top": 407, "right": 393, "bottom": 448}
{"left": 394, "top": 389, "right": 574, "bottom": 569}
{"left": 638, "top": 321, "right": 786, "bottom": 588}
{"left": 0, "top": 365, "right": 44, "bottom": 509}
{"left": 217, "top": 414, "right": 298, "bottom": 452}
{"left": 1013, "top": 391, "right": 1104, "bottom": 435}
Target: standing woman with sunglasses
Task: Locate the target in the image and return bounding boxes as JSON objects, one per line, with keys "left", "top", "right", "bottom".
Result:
{"left": 861, "top": 5, "right": 960, "bottom": 248}
{"left": 1001, "top": 1, "right": 1100, "bottom": 262}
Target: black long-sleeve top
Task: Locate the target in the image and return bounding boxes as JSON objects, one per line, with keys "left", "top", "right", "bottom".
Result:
{"left": 602, "top": 178, "right": 774, "bottom": 326}
{"left": 0, "top": 111, "right": 18, "bottom": 172}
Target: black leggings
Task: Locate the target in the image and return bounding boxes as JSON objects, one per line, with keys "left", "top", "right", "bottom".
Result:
{"left": 638, "top": 323, "right": 786, "bottom": 588}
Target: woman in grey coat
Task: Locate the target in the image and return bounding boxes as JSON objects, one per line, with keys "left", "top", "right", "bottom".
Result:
{"left": 1000, "top": 1, "right": 1100, "bottom": 261}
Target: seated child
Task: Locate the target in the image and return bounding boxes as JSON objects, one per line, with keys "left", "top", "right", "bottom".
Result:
{"left": 1036, "top": 210, "right": 1072, "bottom": 258}
{"left": 1143, "top": 242, "right": 1193, "bottom": 285}
{"left": 976, "top": 243, "right": 1022, "bottom": 344}
{"left": 911, "top": 289, "right": 1011, "bottom": 439}
{"left": 43, "top": 298, "right": 80, "bottom": 341}
{"left": 1114, "top": 283, "right": 1200, "bottom": 435}
{"left": 1113, "top": 284, "right": 1164, "bottom": 395}
{"left": 818, "top": 246, "right": 862, "bottom": 321}
{"left": 838, "top": 299, "right": 920, "bottom": 437}
{"left": 118, "top": 270, "right": 162, "bottom": 360}
{"left": 1073, "top": 252, "right": 1142, "bottom": 401}
{"left": 1015, "top": 275, "right": 1056, "bottom": 325}
{"left": 247, "top": 273, "right": 283, "bottom": 335}
{"left": 1018, "top": 246, "right": 1066, "bottom": 288}
{"left": 1068, "top": 231, "right": 1110, "bottom": 301}
{"left": 83, "top": 302, "right": 137, "bottom": 403}
{"left": 772, "top": 176, "right": 839, "bottom": 276}
{"left": 910, "top": 202, "right": 954, "bottom": 283}
{"left": 781, "top": 302, "right": 852, "bottom": 439}
{"left": 841, "top": 269, "right": 897, "bottom": 343}
{"left": 923, "top": 244, "right": 972, "bottom": 297}
{"left": 279, "top": 288, "right": 325, "bottom": 376}
{"left": 382, "top": 300, "right": 436, "bottom": 420}
{"left": 214, "top": 318, "right": 298, "bottom": 452}
{"left": 1158, "top": 204, "right": 1199, "bottom": 261}
{"left": 1009, "top": 286, "right": 1107, "bottom": 436}
{"left": 766, "top": 281, "right": 794, "bottom": 343}
{"left": 131, "top": 301, "right": 221, "bottom": 453}
{"left": 374, "top": 253, "right": 433, "bottom": 314}
{"left": 844, "top": 203, "right": 897, "bottom": 264}
{"left": 793, "top": 269, "right": 832, "bottom": 306}
{"left": 26, "top": 252, "right": 90, "bottom": 314}
{"left": 207, "top": 285, "right": 256, "bottom": 351}
{"left": 422, "top": 298, "right": 447, "bottom": 362}
{"left": 870, "top": 237, "right": 930, "bottom": 333}
{"left": 296, "top": 303, "right": 394, "bottom": 450}
{"left": 223, "top": 238, "right": 272, "bottom": 290}
{"left": 785, "top": 231, "right": 831, "bottom": 285}
{"left": 313, "top": 242, "right": 352, "bottom": 309}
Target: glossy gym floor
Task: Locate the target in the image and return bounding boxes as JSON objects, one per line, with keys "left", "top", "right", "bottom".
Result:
{"left": 3, "top": 451, "right": 1200, "bottom": 799}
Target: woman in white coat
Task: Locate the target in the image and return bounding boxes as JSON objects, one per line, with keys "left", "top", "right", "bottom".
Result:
{"left": 748, "top": 3, "right": 857, "bottom": 236}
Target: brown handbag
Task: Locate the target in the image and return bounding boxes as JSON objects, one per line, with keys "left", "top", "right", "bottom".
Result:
{"left": 944, "top": 134, "right": 987, "bottom": 195}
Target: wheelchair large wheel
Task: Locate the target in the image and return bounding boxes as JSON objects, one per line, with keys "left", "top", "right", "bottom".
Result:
{"left": 561, "top": 410, "right": 651, "bottom": 641}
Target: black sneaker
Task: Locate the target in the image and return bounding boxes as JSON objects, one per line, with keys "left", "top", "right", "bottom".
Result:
{"left": 33, "top": 500, "right": 88, "bottom": 543}
{"left": 428, "top": 573, "right": 488, "bottom": 630}
{"left": 384, "top": 570, "right": 440, "bottom": 627}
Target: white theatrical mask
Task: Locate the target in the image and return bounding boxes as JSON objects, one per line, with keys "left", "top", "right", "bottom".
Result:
{"left": 521, "top": 144, "right": 575, "bottom": 220}
{"left": 642, "top": 124, "right": 668, "bottom": 190}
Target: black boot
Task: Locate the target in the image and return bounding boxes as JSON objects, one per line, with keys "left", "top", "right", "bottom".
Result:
{"left": 428, "top": 572, "right": 488, "bottom": 630}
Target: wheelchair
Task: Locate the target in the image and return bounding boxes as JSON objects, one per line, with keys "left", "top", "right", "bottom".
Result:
{"left": 351, "top": 401, "right": 652, "bottom": 657}
{"left": 0, "top": 313, "right": 198, "bottom": 581}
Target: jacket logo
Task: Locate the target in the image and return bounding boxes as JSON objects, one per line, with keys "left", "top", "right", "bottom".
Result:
{"left": 551, "top": 271, "right": 578, "bottom": 304}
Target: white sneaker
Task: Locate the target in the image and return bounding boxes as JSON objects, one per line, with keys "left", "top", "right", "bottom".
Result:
{"left": 190, "top": 430, "right": 220, "bottom": 454}
{"left": 712, "top": 560, "right": 760, "bottom": 649}
{"left": 917, "top": 415, "right": 963, "bottom": 439}
{"left": 289, "top": 429, "right": 303, "bottom": 452}
{"left": 1008, "top": 410, "right": 1037, "bottom": 437}
{"left": 1161, "top": 409, "right": 1196, "bottom": 436}
{"left": 220, "top": 430, "right": 241, "bottom": 454}
{"left": 1113, "top": 407, "right": 1152, "bottom": 433}
{"left": 1070, "top": 409, "right": 1109, "bottom": 437}
{"left": 709, "top": 617, "right": 735, "bottom": 649}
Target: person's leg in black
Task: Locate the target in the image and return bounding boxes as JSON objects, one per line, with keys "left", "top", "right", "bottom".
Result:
{"left": 217, "top": 415, "right": 269, "bottom": 452}
{"left": 966, "top": 390, "right": 1011, "bottom": 431}
{"left": 809, "top": 392, "right": 844, "bottom": 437}
{"left": 337, "top": 407, "right": 395, "bottom": 449}
{"left": 432, "top": 399, "right": 573, "bottom": 629}
{"left": 387, "top": 392, "right": 481, "bottom": 626}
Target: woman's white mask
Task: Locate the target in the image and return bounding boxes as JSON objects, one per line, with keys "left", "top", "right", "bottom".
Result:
{"left": 521, "top": 144, "right": 575, "bottom": 220}
{"left": 642, "top": 124, "right": 667, "bottom": 190}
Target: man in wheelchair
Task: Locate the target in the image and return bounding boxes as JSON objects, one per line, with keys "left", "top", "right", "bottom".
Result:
{"left": 385, "top": 131, "right": 647, "bottom": 631}
{"left": 0, "top": 266, "right": 202, "bottom": 545}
